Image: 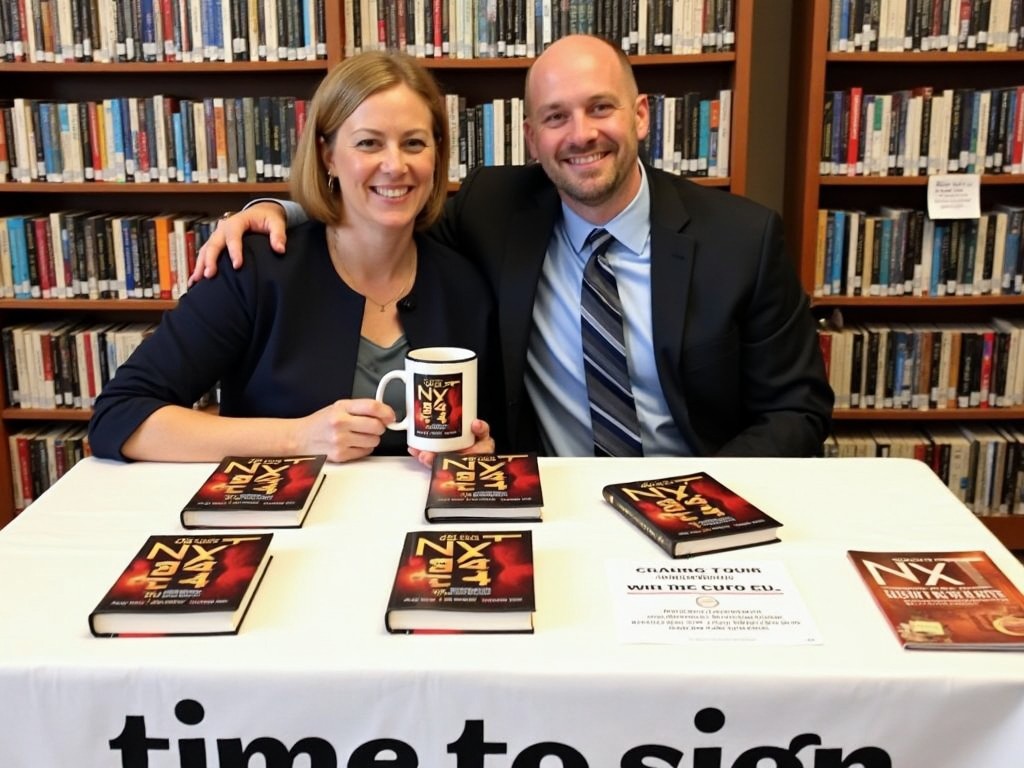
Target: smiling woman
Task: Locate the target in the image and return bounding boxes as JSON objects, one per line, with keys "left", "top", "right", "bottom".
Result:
{"left": 87, "top": 53, "right": 500, "bottom": 466}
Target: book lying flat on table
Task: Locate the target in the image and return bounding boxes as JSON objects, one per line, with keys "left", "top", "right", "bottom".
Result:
{"left": 425, "top": 453, "right": 544, "bottom": 521}
{"left": 89, "top": 533, "right": 273, "bottom": 637}
{"left": 385, "top": 530, "right": 535, "bottom": 633}
{"left": 849, "top": 550, "right": 1024, "bottom": 650}
{"left": 602, "top": 472, "right": 782, "bottom": 558}
{"left": 181, "top": 455, "right": 327, "bottom": 528}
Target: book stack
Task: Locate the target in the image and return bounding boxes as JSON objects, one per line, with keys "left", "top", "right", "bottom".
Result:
{"left": 818, "top": 318, "right": 1024, "bottom": 413}
{"left": 1, "top": 96, "right": 310, "bottom": 186}
{"left": 342, "top": 0, "right": 736, "bottom": 59}
{"left": 0, "top": 0, "right": 328, "bottom": 63}
{"left": 820, "top": 86, "right": 1024, "bottom": 179}
{"left": 0, "top": 212, "right": 223, "bottom": 300}
{"left": 827, "top": 0, "right": 1024, "bottom": 53}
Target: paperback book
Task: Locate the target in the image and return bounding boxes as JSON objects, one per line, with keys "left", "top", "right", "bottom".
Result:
{"left": 181, "top": 455, "right": 327, "bottom": 528}
{"left": 425, "top": 453, "right": 544, "bottom": 521}
{"left": 89, "top": 533, "right": 273, "bottom": 637}
{"left": 602, "top": 472, "right": 782, "bottom": 557}
{"left": 849, "top": 550, "right": 1024, "bottom": 650}
{"left": 385, "top": 530, "right": 535, "bottom": 634}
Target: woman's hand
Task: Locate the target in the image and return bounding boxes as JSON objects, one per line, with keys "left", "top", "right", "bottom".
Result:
{"left": 408, "top": 419, "right": 495, "bottom": 468}
{"left": 296, "top": 399, "right": 396, "bottom": 463}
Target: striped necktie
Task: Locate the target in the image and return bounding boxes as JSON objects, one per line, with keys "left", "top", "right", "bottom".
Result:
{"left": 580, "top": 229, "right": 643, "bottom": 457}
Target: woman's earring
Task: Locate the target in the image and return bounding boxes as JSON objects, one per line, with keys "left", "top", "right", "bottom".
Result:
{"left": 326, "top": 169, "right": 339, "bottom": 193}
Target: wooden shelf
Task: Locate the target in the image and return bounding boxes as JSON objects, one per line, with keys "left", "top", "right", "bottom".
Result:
{"left": 0, "top": 299, "right": 178, "bottom": 311}
{"left": 0, "top": 182, "right": 292, "bottom": 194}
{"left": 834, "top": 408, "right": 1024, "bottom": 421}
{"left": 3, "top": 409, "right": 92, "bottom": 422}
{"left": 981, "top": 516, "right": 1024, "bottom": 551}
{"left": 826, "top": 51, "right": 1024, "bottom": 64}
{"left": 1, "top": 61, "right": 329, "bottom": 73}
{"left": 813, "top": 295, "right": 1024, "bottom": 308}
{"left": 819, "top": 174, "right": 1024, "bottom": 186}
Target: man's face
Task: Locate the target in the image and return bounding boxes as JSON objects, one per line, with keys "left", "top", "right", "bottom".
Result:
{"left": 523, "top": 37, "right": 649, "bottom": 224}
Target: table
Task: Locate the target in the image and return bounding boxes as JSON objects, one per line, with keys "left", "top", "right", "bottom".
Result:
{"left": 1, "top": 456, "right": 1023, "bottom": 767}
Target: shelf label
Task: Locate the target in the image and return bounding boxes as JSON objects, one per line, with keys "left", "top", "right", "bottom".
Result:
{"left": 927, "top": 175, "right": 981, "bottom": 220}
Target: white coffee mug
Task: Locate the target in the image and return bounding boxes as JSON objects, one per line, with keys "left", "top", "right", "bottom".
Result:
{"left": 375, "top": 347, "right": 478, "bottom": 451}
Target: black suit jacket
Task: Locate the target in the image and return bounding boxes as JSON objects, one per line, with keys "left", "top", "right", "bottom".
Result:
{"left": 89, "top": 222, "right": 500, "bottom": 459}
{"left": 430, "top": 163, "right": 833, "bottom": 457}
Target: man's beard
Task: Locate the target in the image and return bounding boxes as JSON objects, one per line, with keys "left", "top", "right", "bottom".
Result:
{"left": 548, "top": 152, "right": 626, "bottom": 207}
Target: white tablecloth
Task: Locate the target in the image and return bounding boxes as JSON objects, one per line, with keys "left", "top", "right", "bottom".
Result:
{"left": 1, "top": 456, "right": 1022, "bottom": 766}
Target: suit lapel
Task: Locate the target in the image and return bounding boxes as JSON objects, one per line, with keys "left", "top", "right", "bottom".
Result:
{"left": 647, "top": 170, "right": 703, "bottom": 450}
{"left": 498, "top": 183, "right": 561, "bottom": 403}
{"left": 649, "top": 171, "right": 695, "bottom": 367}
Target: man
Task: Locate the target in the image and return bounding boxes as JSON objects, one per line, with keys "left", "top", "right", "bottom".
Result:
{"left": 197, "top": 35, "right": 833, "bottom": 457}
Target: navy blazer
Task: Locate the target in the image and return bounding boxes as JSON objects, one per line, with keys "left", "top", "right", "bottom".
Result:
{"left": 430, "top": 163, "right": 833, "bottom": 457}
{"left": 89, "top": 221, "right": 500, "bottom": 459}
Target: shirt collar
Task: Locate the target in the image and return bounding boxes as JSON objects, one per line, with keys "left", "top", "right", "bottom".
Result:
{"left": 561, "top": 161, "right": 651, "bottom": 258}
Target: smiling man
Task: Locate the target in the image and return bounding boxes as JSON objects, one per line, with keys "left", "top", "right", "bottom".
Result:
{"left": 198, "top": 34, "right": 833, "bottom": 459}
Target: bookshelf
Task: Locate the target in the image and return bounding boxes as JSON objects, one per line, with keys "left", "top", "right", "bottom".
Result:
{"left": 0, "top": 0, "right": 757, "bottom": 527}
{"left": 785, "top": 0, "right": 1024, "bottom": 548}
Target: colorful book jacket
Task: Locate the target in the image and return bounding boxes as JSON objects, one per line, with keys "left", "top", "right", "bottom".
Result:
{"left": 425, "top": 453, "right": 544, "bottom": 521}
{"left": 602, "top": 472, "right": 782, "bottom": 558}
{"left": 385, "top": 530, "right": 535, "bottom": 634}
{"left": 89, "top": 533, "right": 273, "bottom": 637}
{"left": 181, "top": 455, "right": 327, "bottom": 528}
{"left": 849, "top": 550, "right": 1024, "bottom": 650}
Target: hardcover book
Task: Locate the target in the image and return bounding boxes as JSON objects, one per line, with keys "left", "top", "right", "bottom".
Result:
{"left": 385, "top": 530, "right": 535, "bottom": 633}
{"left": 425, "top": 452, "right": 543, "bottom": 522}
{"left": 89, "top": 533, "right": 273, "bottom": 637}
{"left": 602, "top": 472, "right": 782, "bottom": 557}
{"left": 181, "top": 455, "right": 327, "bottom": 528}
{"left": 849, "top": 550, "right": 1024, "bottom": 650}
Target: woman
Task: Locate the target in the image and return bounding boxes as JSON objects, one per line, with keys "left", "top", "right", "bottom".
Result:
{"left": 88, "top": 52, "right": 499, "bottom": 462}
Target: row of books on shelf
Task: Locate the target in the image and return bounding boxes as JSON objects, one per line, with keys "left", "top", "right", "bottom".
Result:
{"left": 0, "top": 211, "right": 218, "bottom": 300}
{"left": 812, "top": 205, "right": 1024, "bottom": 297}
{"left": 826, "top": 423, "right": 1024, "bottom": 517}
{"left": 643, "top": 90, "right": 731, "bottom": 178}
{"left": 828, "top": 0, "right": 1024, "bottom": 52}
{"left": 0, "top": 88, "right": 735, "bottom": 186}
{"left": 820, "top": 84, "right": 1024, "bottom": 177}
{"left": 8, "top": 422, "right": 90, "bottom": 510}
{"left": 1, "top": 95, "right": 310, "bottom": 185}
{"left": 819, "top": 320, "right": 1024, "bottom": 413}
{"left": 345, "top": 0, "right": 734, "bottom": 59}
{"left": 0, "top": 0, "right": 328, "bottom": 63}
{"left": 2, "top": 320, "right": 157, "bottom": 412}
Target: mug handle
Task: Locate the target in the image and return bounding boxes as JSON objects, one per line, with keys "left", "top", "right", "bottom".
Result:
{"left": 375, "top": 370, "right": 410, "bottom": 431}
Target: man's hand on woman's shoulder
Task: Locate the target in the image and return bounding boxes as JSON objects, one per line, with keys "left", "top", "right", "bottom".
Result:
{"left": 190, "top": 202, "right": 291, "bottom": 285}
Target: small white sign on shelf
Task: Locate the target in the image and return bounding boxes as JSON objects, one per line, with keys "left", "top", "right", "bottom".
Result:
{"left": 927, "top": 174, "right": 981, "bottom": 220}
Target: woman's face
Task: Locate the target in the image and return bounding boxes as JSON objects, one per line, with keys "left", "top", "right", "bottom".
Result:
{"left": 322, "top": 83, "right": 436, "bottom": 233}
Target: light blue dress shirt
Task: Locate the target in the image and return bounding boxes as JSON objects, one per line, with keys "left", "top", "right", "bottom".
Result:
{"left": 525, "top": 163, "right": 691, "bottom": 456}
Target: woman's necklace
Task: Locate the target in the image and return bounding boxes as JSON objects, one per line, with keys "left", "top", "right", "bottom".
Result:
{"left": 329, "top": 234, "right": 416, "bottom": 312}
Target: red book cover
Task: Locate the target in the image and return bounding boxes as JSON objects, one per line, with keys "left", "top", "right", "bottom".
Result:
{"left": 847, "top": 86, "right": 862, "bottom": 176}
{"left": 31, "top": 216, "right": 53, "bottom": 298}
{"left": 1013, "top": 85, "right": 1024, "bottom": 171}
{"left": 602, "top": 472, "right": 783, "bottom": 558}
{"left": 385, "top": 530, "right": 535, "bottom": 634}
{"left": 425, "top": 453, "right": 543, "bottom": 522}
{"left": 89, "top": 533, "right": 273, "bottom": 637}
{"left": 181, "top": 455, "right": 327, "bottom": 529}
{"left": 849, "top": 550, "right": 1024, "bottom": 649}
